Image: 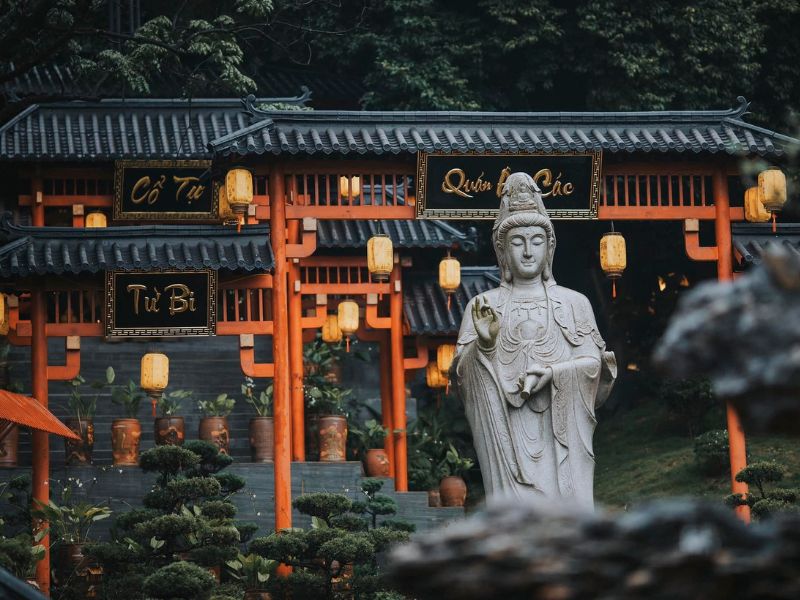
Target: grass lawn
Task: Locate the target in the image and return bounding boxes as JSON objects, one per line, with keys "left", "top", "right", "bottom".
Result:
{"left": 594, "top": 401, "right": 800, "bottom": 511}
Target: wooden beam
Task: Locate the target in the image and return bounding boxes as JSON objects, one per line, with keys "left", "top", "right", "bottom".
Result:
{"left": 389, "top": 264, "right": 408, "bottom": 491}
{"left": 31, "top": 290, "right": 50, "bottom": 596}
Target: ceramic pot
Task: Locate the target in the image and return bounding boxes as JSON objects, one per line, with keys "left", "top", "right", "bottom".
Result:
{"left": 111, "top": 419, "right": 141, "bottom": 466}
{"left": 439, "top": 476, "right": 467, "bottom": 507}
{"left": 154, "top": 416, "right": 185, "bottom": 446}
{"left": 324, "top": 363, "right": 343, "bottom": 384}
{"left": 249, "top": 417, "right": 274, "bottom": 462}
{"left": 318, "top": 415, "right": 347, "bottom": 462}
{"left": 62, "top": 543, "right": 89, "bottom": 576}
{"left": 364, "top": 448, "right": 390, "bottom": 477}
{"left": 244, "top": 591, "right": 272, "bottom": 600}
{"left": 305, "top": 414, "right": 320, "bottom": 461}
{"left": 427, "top": 489, "right": 442, "bottom": 507}
{"left": 65, "top": 418, "right": 94, "bottom": 465}
{"left": 199, "top": 416, "right": 230, "bottom": 454}
{"left": 0, "top": 424, "right": 19, "bottom": 468}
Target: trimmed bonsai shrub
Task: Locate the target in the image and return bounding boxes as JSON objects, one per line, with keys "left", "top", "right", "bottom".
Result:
{"left": 726, "top": 461, "right": 800, "bottom": 520}
{"left": 250, "top": 479, "right": 412, "bottom": 599}
{"left": 693, "top": 429, "right": 729, "bottom": 475}
{"left": 143, "top": 561, "right": 216, "bottom": 600}
{"left": 87, "top": 441, "right": 252, "bottom": 600}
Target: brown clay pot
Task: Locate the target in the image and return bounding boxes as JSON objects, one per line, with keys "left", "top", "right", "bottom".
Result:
{"left": 111, "top": 419, "right": 141, "bottom": 466}
{"left": 305, "top": 414, "right": 320, "bottom": 460}
{"left": 0, "top": 424, "right": 19, "bottom": 468}
{"left": 318, "top": 415, "right": 347, "bottom": 462}
{"left": 427, "top": 489, "right": 442, "bottom": 507}
{"left": 154, "top": 416, "right": 185, "bottom": 446}
{"left": 249, "top": 417, "right": 274, "bottom": 462}
{"left": 244, "top": 591, "right": 272, "bottom": 600}
{"left": 65, "top": 418, "right": 94, "bottom": 465}
{"left": 199, "top": 416, "right": 230, "bottom": 454}
{"left": 62, "top": 543, "right": 89, "bottom": 576}
{"left": 324, "top": 363, "right": 343, "bottom": 384}
{"left": 364, "top": 448, "right": 390, "bottom": 477}
{"left": 439, "top": 475, "right": 467, "bottom": 507}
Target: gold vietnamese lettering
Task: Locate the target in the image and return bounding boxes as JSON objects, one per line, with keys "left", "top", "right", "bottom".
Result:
{"left": 496, "top": 167, "right": 511, "bottom": 198}
{"left": 164, "top": 284, "right": 197, "bottom": 316}
{"left": 533, "top": 169, "right": 574, "bottom": 198}
{"left": 173, "top": 176, "right": 205, "bottom": 204}
{"left": 441, "top": 168, "right": 492, "bottom": 198}
{"left": 131, "top": 175, "right": 166, "bottom": 205}
{"left": 126, "top": 284, "right": 161, "bottom": 314}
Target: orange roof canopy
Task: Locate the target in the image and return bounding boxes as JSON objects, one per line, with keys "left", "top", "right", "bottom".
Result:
{"left": 0, "top": 389, "right": 80, "bottom": 440}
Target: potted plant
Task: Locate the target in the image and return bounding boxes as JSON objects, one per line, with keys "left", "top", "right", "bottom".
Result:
{"left": 303, "top": 338, "right": 339, "bottom": 459}
{"left": 226, "top": 552, "right": 277, "bottom": 600}
{"left": 197, "top": 394, "right": 235, "bottom": 454}
{"left": 308, "top": 384, "right": 351, "bottom": 462}
{"left": 155, "top": 389, "right": 193, "bottom": 446}
{"left": 437, "top": 444, "right": 474, "bottom": 507}
{"left": 352, "top": 419, "right": 389, "bottom": 476}
{"left": 32, "top": 484, "right": 111, "bottom": 580}
{"left": 242, "top": 377, "right": 274, "bottom": 462}
{"left": 110, "top": 379, "right": 144, "bottom": 466}
{"left": 64, "top": 368, "right": 114, "bottom": 465}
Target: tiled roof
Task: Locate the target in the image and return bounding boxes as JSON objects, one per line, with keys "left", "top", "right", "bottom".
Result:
{"left": 0, "top": 97, "right": 303, "bottom": 161}
{"left": 210, "top": 97, "right": 799, "bottom": 158}
{"left": 732, "top": 223, "right": 800, "bottom": 269}
{"left": 404, "top": 266, "right": 500, "bottom": 335}
{"left": 317, "top": 220, "right": 476, "bottom": 250}
{"left": 0, "top": 218, "right": 273, "bottom": 277}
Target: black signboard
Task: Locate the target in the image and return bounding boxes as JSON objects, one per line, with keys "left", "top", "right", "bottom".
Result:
{"left": 416, "top": 151, "right": 602, "bottom": 219}
{"left": 105, "top": 269, "right": 217, "bottom": 337}
{"left": 114, "top": 160, "right": 219, "bottom": 221}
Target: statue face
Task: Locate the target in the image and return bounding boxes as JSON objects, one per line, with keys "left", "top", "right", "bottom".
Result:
{"left": 505, "top": 225, "right": 548, "bottom": 281}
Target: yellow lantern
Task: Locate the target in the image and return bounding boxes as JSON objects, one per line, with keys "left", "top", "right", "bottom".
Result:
{"left": 437, "top": 344, "right": 456, "bottom": 375}
{"left": 759, "top": 167, "right": 787, "bottom": 232}
{"left": 439, "top": 255, "right": 461, "bottom": 309}
{"left": 600, "top": 231, "right": 626, "bottom": 299}
{"left": 744, "top": 186, "right": 771, "bottom": 223}
{"left": 225, "top": 168, "right": 254, "bottom": 215}
{"left": 85, "top": 212, "right": 107, "bottom": 228}
{"left": 321, "top": 313, "right": 343, "bottom": 343}
{"left": 339, "top": 176, "right": 361, "bottom": 199}
{"left": 337, "top": 300, "right": 359, "bottom": 351}
{"left": 367, "top": 234, "right": 393, "bottom": 282}
{"left": 426, "top": 361, "right": 448, "bottom": 389}
{"left": 141, "top": 352, "right": 169, "bottom": 417}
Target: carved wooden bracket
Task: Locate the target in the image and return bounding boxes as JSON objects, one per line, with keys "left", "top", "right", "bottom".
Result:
{"left": 684, "top": 218, "right": 718, "bottom": 262}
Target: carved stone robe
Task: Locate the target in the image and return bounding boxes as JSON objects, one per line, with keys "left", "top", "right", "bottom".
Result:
{"left": 453, "top": 281, "right": 616, "bottom": 509}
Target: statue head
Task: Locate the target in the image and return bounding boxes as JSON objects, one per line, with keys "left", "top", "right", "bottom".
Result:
{"left": 492, "top": 172, "right": 556, "bottom": 284}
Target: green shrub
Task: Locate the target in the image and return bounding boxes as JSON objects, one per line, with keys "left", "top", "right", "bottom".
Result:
{"left": 234, "top": 522, "right": 258, "bottom": 544}
{"left": 142, "top": 561, "right": 216, "bottom": 600}
{"left": 727, "top": 461, "right": 800, "bottom": 520}
{"left": 200, "top": 500, "right": 237, "bottom": 520}
{"left": 112, "top": 508, "right": 161, "bottom": 534}
{"left": 134, "top": 514, "right": 197, "bottom": 540}
{"left": 0, "top": 533, "right": 44, "bottom": 579}
{"left": 693, "top": 429, "right": 729, "bottom": 475}
{"left": 213, "top": 472, "right": 246, "bottom": 495}
{"left": 292, "top": 493, "right": 352, "bottom": 524}
{"left": 167, "top": 477, "right": 222, "bottom": 501}
{"left": 140, "top": 446, "right": 200, "bottom": 482}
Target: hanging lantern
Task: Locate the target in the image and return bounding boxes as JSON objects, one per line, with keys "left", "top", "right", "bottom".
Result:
{"left": 141, "top": 353, "right": 169, "bottom": 417}
{"left": 85, "top": 211, "right": 107, "bottom": 228}
{"left": 744, "top": 186, "right": 771, "bottom": 223}
{"left": 321, "top": 313, "right": 343, "bottom": 343}
{"left": 600, "top": 231, "right": 626, "bottom": 299}
{"left": 759, "top": 167, "right": 787, "bottom": 232}
{"left": 225, "top": 168, "right": 254, "bottom": 216}
{"left": 367, "top": 234, "right": 393, "bottom": 282}
{"left": 437, "top": 344, "right": 456, "bottom": 375}
{"left": 339, "top": 176, "right": 361, "bottom": 199}
{"left": 439, "top": 254, "right": 461, "bottom": 309}
{"left": 426, "top": 361, "right": 448, "bottom": 389}
{"left": 337, "top": 300, "right": 359, "bottom": 352}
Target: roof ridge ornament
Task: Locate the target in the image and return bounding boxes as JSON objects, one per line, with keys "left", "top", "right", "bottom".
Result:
{"left": 241, "top": 87, "right": 313, "bottom": 119}
{"left": 732, "top": 96, "right": 751, "bottom": 119}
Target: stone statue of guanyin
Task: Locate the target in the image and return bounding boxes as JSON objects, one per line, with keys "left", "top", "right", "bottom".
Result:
{"left": 452, "top": 172, "right": 617, "bottom": 509}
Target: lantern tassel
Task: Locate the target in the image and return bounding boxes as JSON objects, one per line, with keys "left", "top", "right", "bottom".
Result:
{"left": 346, "top": 336, "right": 350, "bottom": 353}
{"left": 447, "top": 294, "right": 452, "bottom": 310}
{"left": 612, "top": 280, "right": 617, "bottom": 299}
{"left": 772, "top": 212, "right": 777, "bottom": 234}
{"left": 151, "top": 397, "right": 157, "bottom": 418}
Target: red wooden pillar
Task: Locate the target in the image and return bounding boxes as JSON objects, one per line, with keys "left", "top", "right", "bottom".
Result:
{"left": 31, "top": 289, "right": 50, "bottom": 596}
{"left": 379, "top": 332, "right": 395, "bottom": 479}
{"left": 287, "top": 226, "right": 305, "bottom": 461}
{"left": 715, "top": 169, "right": 750, "bottom": 523}
{"left": 389, "top": 263, "right": 408, "bottom": 491}
{"left": 269, "top": 166, "right": 293, "bottom": 533}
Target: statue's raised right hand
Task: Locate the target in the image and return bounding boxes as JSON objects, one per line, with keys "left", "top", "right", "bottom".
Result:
{"left": 472, "top": 295, "right": 500, "bottom": 350}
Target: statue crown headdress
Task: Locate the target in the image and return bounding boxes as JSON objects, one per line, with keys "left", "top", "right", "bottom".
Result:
{"left": 494, "top": 172, "right": 550, "bottom": 231}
